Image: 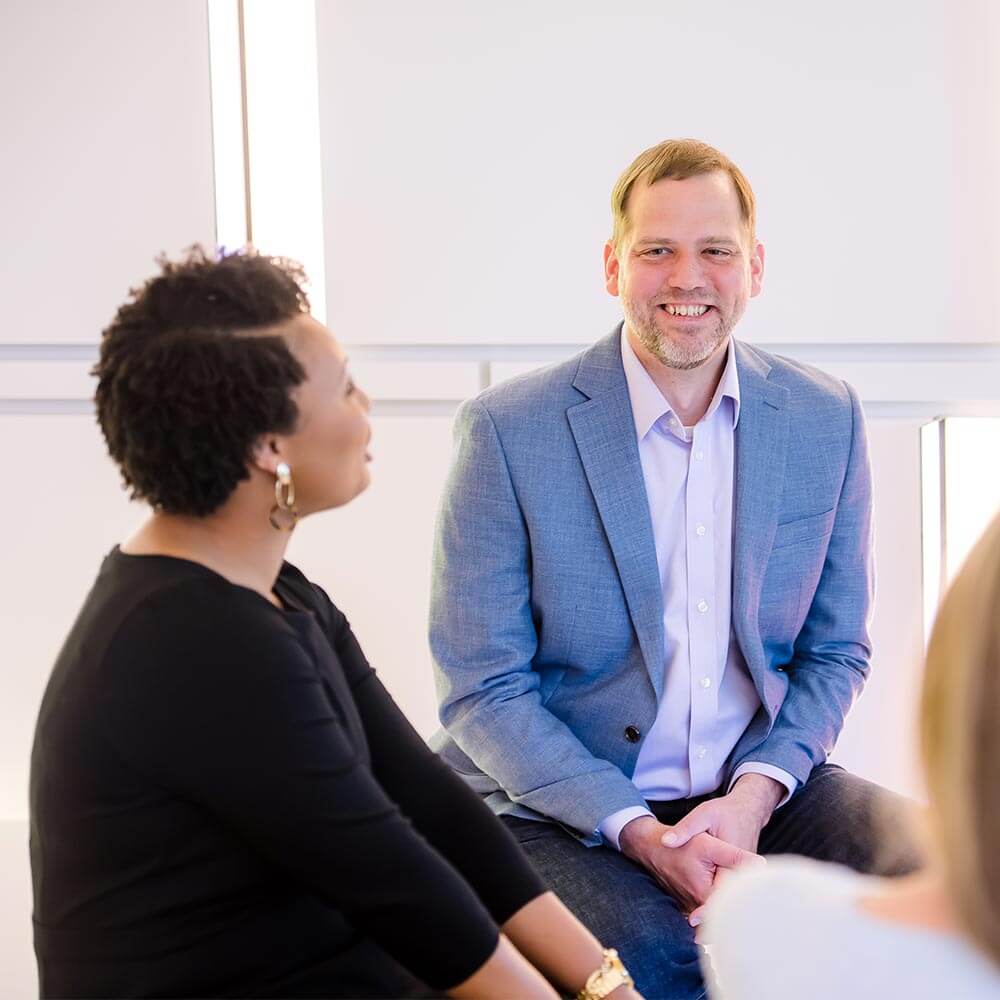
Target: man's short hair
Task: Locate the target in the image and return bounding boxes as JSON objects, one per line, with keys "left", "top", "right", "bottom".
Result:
{"left": 610, "top": 138, "right": 757, "bottom": 251}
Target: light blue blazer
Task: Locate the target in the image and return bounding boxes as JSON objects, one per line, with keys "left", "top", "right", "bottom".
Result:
{"left": 429, "top": 327, "right": 874, "bottom": 844}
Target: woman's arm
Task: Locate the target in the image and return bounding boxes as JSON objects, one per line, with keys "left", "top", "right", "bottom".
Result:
{"left": 448, "top": 935, "right": 558, "bottom": 999}
{"left": 104, "top": 584, "right": 523, "bottom": 994}
{"left": 502, "top": 892, "right": 643, "bottom": 1000}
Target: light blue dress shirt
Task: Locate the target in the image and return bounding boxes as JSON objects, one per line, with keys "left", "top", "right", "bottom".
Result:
{"left": 599, "top": 334, "right": 796, "bottom": 848}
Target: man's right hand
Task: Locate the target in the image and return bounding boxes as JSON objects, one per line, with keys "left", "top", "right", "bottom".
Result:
{"left": 617, "top": 815, "right": 761, "bottom": 915}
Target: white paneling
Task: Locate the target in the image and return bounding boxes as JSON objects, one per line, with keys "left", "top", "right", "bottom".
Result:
{"left": 316, "top": 0, "right": 1000, "bottom": 346}
{"left": 242, "top": 0, "right": 327, "bottom": 320}
{"left": 0, "top": 821, "right": 34, "bottom": 1000}
{"left": 831, "top": 420, "right": 926, "bottom": 799}
{"left": 0, "top": 0, "right": 216, "bottom": 345}
{"left": 0, "top": 417, "right": 146, "bottom": 822}
{"left": 285, "top": 415, "right": 456, "bottom": 739}
{"left": 0, "top": 359, "right": 478, "bottom": 403}
{"left": 0, "top": 362, "right": 95, "bottom": 399}
{"left": 349, "top": 360, "right": 479, "bottom": 401}
{"left": 943, "top": 418, "right": 1000, "bottom": 582}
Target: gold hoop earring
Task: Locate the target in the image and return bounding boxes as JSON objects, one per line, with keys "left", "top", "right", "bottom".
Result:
{"left": 268, "top": 461, "right": 298, "bottom": 531}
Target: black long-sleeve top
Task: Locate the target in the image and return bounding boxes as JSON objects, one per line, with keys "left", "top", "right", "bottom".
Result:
{"left": 30, "top": 549, "right": 545, "bottom": 998}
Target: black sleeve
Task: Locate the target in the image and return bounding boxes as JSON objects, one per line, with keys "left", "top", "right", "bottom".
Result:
{"left": 104, "top": 581, "right": 502, "bottom": 991}
{"left": 309, "top": 583, "right": 547, "bottom": 924}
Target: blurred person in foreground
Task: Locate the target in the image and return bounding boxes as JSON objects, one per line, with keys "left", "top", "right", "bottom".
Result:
{"left": 29, "top": 247, "right": 642, "bottom": 1000}
{"left": 703, "top": 508, "right": 1000, "bottom": 998}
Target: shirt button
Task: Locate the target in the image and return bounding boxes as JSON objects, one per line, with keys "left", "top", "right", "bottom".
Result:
{"left": 624, "top": 725, "right": 641, "bottom": 743}
{"left": 695, "top": 524, "right": 706, "bottom": 537}
{"left": 700, "top": 676, "right": 712, "bottom": 689}
{"left": 697, "top": 599, "right": 709, "bottom": 614}
{"left": 695, "top": 450, "right": 704, "bottom": 461}
{"left": 696, "top": 746, "right": 708, "bottom": 759}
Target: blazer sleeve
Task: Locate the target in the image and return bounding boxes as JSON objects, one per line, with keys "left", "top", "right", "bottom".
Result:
{"left": 429, "top": 398, "right": 649, "bottom": 839}
{"left": 103, "top": 581, "right": 503, "bottom": 991}
{"left": 733, "top": 381, "right": 874, "bottom": 785}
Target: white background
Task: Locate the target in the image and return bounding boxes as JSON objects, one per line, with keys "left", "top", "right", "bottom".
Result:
{"left": 2, "top": 2, "right": 1000, "bottom": 995}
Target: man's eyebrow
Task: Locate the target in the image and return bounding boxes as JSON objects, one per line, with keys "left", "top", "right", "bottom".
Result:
{"left": 632, "top": 236, "right": 742, "bottom": 248}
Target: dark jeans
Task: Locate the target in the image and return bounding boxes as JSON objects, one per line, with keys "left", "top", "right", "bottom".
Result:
{"left": 501, "top": 764, "right": 921, "bottom": 1000}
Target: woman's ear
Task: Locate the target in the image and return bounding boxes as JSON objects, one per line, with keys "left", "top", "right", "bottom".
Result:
{"left": 250, "top": 436, "right": 284, "bottom": 476}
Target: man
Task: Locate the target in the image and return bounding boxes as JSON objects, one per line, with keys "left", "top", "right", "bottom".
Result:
{"left": 429, "top": 139, "right": 914, "bottom": 999}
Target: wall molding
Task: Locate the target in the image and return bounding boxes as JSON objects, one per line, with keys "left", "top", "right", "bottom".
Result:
{"left": 2, "top": 342, "right": 999, "bottom": 420}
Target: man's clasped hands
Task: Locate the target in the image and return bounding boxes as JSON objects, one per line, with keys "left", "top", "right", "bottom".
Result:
{"left": 618, "top": 773, "right": 783, "bottom": 927}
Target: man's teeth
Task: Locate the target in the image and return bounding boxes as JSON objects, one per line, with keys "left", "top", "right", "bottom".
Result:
{"left": 663, "top": 304, "right": 709, "bottom": 317}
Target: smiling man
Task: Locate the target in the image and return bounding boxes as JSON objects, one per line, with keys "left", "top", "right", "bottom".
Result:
{"left": 430, "top": 139, "right": 916, "bottom": 999}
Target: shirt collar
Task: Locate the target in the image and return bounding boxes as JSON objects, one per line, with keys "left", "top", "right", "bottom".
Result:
{"left": 620, "top": 330, "right": 741, "bottom": 442}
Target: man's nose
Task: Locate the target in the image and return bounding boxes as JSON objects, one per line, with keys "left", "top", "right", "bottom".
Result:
{"left": 666, "top": 251, "right": 705, "bottom": 290}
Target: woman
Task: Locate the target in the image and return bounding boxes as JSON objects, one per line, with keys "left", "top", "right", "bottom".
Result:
{"left": 701, "top": 508, "right": 1000, "bottom": 998}
{"left": 29, "top": 247, "right": 642, "bottom": 1000}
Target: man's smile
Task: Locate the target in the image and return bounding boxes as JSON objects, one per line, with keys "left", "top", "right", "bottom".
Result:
{"left": 658, "top": 303, "right": 714, "bottom": 318}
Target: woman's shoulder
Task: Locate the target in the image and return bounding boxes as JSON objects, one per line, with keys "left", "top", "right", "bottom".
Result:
{"left": 277, "top": 560, "right": 337, "bottom": 611}
{"left": 96, "top": 550, "right": 308, "bottom": 664}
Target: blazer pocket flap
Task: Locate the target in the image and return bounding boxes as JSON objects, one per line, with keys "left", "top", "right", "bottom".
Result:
{"left": 772, "top": 507, "right": 836, "bottom": 550}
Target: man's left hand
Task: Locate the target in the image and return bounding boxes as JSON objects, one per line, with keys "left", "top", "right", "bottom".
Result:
{"left": 659, "top": 773, "right": 784, "bottom": 927}
{"left": 660, "top": 773, "right": 785, "bottom": 855}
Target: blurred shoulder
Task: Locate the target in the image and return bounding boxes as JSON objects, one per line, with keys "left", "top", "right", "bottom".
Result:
{"left": 707, "top": 855, "right": 861, "bottom": 931}
{"left": 701, "top": 857, "right": 868, "bottom": 999}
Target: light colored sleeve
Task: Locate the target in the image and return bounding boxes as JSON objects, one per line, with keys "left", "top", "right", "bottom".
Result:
{"left": 727, "top": 762, "right": 797, "bottom": 808}
{"left": 597, "top": 805, "right": 654, "bottom": 850}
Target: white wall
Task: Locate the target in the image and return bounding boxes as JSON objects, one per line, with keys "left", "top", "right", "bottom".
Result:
{"left": 0, "top": 0, "right": 216, "bottom": 346}
{"left": 3, "top": 1, "right": 1000, "bottom": 996}
{"left": 317, "top": 0, "right": 1000, "bottom": 347}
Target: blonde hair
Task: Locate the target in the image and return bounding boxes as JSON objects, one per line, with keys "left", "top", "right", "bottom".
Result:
{"left": 610, "top": 138, "right": 757, "bottom": 252}
{"left": 921, "top": 508, "right": 1000, "bottom": 965}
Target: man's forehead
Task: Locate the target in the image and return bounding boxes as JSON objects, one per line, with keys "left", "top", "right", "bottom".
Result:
{"left": 627, "top": 172, "right": 747, "bottom": 238}
{"left": 634, "top": 172, "right": 740, "bottom": 211}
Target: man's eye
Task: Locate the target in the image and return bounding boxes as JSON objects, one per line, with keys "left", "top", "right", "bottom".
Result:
{"left": 346, "top": 378, "right": 356, "bottom": 395}
{"left": 705, "top": 248, "right": 733, "bottom": 257}
{"left": 643, "top": 248, "right": 670, "bottom": 257}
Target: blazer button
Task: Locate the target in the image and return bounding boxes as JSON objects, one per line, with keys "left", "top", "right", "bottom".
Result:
{"left": 624, "top": 725, "right": 641, "bottom": 743}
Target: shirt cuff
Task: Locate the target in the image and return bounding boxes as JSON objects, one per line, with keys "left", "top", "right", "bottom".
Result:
{"left": 727, "top": 763, "right": 798, "bottom": 808}
{"left": 597, "top": 806, "right": 654, "bottom": 850}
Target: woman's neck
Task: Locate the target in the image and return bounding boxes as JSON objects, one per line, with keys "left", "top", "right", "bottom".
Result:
{"left": 121, "top": 504, "right": 291, "bottom": 606}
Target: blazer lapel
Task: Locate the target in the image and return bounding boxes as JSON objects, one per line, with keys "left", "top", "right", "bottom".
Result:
{"left": 568, "top": 329, "right": 666, "bottom": 699}
{"left": 732, "top": 342, "right": 790, "bottom": 682}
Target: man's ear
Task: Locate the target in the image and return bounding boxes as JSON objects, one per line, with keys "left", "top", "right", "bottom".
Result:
{"left": 250, "top": 436, "right": 284, "bottom": 476}
{"left": 749, "top": 241, "right": 765, "bottom": 298}
{"left": 603, "top": 241, "right": 622, "bottom": 297}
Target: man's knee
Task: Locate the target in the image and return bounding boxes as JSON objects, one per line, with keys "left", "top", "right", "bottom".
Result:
{"left": 500, "top": 818, "right": 705, "bottom": 998}
{"left": 767, "top": 764, "right": 923, "bottom": 875}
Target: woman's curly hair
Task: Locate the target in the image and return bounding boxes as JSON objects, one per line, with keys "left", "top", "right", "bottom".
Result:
{"left": 94, "top": 246, "right": 310, "bottom": 516}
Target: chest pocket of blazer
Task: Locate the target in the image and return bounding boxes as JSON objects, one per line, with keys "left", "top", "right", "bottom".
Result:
{"left": 771, "top": 507, "right": 836, "bottom": 551}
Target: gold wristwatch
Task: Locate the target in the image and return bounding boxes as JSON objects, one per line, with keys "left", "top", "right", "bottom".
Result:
{"left": 576, "top": 948, "right": 634, "bottom": 1000}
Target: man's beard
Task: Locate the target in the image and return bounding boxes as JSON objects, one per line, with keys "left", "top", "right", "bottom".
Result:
{"left": 624, "top": 297, "right": 737, "bottom": 371}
